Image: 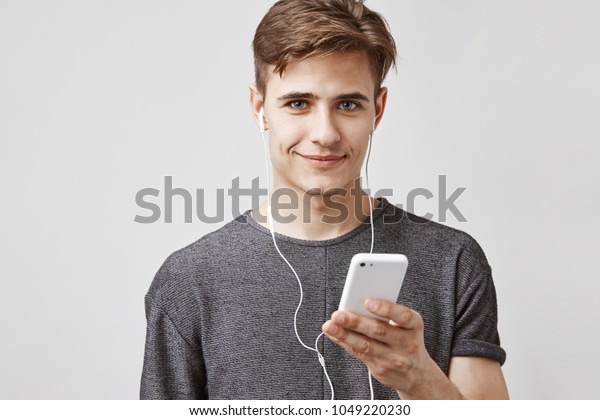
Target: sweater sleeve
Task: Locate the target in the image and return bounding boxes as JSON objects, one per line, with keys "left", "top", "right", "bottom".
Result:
{"left": 140, "top": 296, "right": 207, "bottom": 399}
{"left": 451, "top": 246, "right": 507, "bottom": 365}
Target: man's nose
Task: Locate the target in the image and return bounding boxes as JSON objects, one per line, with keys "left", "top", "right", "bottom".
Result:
{"left": 308, "top": 109, "right": 341, "bottom": 147}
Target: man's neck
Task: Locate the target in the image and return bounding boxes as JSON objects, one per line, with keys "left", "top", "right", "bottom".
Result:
{"left": 252, "top": 187, "right": 377, "bottom": 241}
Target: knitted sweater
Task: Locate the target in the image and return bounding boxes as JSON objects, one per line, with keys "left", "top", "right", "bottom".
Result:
{"left": 140, "top": 198, "right": 506, "bottom": 399}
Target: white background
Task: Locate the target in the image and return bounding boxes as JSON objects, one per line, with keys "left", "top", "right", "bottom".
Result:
{"left": 1, "top": 0, "right": 598, "bottom": 399}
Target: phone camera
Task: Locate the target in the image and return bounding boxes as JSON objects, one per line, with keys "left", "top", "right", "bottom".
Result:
{"left": 360, "top": 262, "right": 366, "bottom": 267}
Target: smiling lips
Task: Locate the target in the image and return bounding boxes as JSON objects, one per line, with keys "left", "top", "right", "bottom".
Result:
{"left": 298, "top": 154, "right": 345, "bottom": 168}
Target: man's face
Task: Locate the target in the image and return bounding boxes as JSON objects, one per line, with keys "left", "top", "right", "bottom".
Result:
{"left": 252, "top": 51, "right": 387, "bottom": 198}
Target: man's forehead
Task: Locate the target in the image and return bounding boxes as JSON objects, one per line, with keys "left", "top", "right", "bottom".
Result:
{"left": 264, "top": 51, "right": 377, "bottom": 98}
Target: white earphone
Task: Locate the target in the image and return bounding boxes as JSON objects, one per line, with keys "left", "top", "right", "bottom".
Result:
{"left": 256, "top": 108, "right": 378, "bottom": 400}
{"left": 259, "top": 107, "right": 266, "bottom": 133}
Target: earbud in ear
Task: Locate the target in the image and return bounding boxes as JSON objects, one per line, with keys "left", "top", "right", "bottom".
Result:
{"left": 259, "top": 108, "right": 266, "bottom": 133}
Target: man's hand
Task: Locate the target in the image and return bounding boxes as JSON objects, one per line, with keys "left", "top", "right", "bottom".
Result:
{"left": 322, "top": 298, "right": 464, "bottom": 399}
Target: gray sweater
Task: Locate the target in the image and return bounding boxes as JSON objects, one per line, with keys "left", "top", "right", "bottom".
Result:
{"left": 140, "top": 198, "right": 506, "bottom": 399}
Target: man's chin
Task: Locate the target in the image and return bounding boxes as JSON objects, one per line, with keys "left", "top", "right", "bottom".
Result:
{"left": 303, "top": 184, "right": 357, "bottom": 198}
{"left": 279, "top": 176, "right": 363, "bottom": 199}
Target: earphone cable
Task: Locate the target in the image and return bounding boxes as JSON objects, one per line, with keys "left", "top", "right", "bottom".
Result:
{"left": 260, "top": 119, "right": 376, "bottom": 401}
{"left": 261, "top": 129, "right": 335, "bottom": 399}
{"left": 364, "top": 129, "right": 376, "bottom": 400}
{"left": 365, "top": 130, "right": 375, "bottom": 255}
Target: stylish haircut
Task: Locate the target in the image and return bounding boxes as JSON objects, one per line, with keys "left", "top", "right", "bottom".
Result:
{"left": 252, "top": 0, "right": 397, "bottom": 98}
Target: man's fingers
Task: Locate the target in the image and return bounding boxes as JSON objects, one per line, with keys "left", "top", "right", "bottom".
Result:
{"left": 326, "top": 311, "right": 400, "bottom": 344}
{"left": 322, "top": 319, "right": 383, "bottom": 360}
{"left": 365, "top": 299, "right": 422, "bottom": 330}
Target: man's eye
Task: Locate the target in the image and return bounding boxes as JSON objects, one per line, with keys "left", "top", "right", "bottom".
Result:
{"left": 339, "top": 101, "right": 359, "bottom": 111}
{"left": 289, "top": 100, "right": 306, "bottom": 109}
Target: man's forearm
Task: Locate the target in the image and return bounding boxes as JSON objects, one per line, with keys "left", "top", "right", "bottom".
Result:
{"left": 396, "top": 363, "right": 465, "bottom": 400}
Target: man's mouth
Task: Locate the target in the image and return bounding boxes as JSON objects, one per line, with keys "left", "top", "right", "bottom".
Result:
{"left": 298, "top": 154, "right": 346, "bottom": 168}
{"left": 301, "top": 154, "right": 344, "bottom": 161}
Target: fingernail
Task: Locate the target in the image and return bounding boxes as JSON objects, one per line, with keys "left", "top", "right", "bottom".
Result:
{"left": 366, "top": 299, "right": 378, "bottom": 311}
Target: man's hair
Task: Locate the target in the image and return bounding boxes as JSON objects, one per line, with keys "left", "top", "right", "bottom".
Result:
{"left": 252, "top": 0, "right": 397, "bottom": 98}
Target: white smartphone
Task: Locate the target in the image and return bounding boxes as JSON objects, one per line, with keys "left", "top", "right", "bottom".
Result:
{"left": 338, "top": 253, "right": 408, "bottom": 321}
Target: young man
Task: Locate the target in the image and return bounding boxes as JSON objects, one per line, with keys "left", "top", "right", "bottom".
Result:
{"left": 141, "top": 0, "right": 508, "bottom": 399}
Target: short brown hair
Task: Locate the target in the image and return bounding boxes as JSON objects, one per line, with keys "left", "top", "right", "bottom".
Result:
{"left": 252, "top": 0, "right": 397, "bottom": 97}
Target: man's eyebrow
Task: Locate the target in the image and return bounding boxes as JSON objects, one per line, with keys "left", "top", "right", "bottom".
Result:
{"left": 276, "top": 91, "right": 370, "bottom": 102}
{"left": 335, "top": 92, "right": 370, "bottom": 102}
{"left": 276, "top": 92, "right": 317, "bottom": 101}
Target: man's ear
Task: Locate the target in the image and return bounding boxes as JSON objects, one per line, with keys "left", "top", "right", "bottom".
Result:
{"left": 249, "top": 84, "right": 266, "bottom": 132}
{"left": 374, "top": 87, "right": 388, "bottom": 131}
